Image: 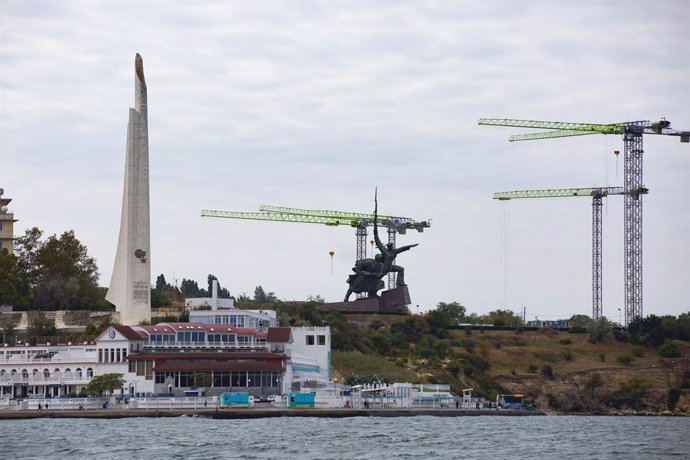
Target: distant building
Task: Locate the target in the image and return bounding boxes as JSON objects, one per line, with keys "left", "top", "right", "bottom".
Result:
{"left": 0, "top": 321, "right": 330, "bottom": 399}
{"left": 0, "top": 188, "right": 17, "bottom": 254}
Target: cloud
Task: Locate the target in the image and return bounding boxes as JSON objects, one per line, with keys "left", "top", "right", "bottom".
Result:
{"left": 1, "top": 0, "right": 689, "bottom": 318}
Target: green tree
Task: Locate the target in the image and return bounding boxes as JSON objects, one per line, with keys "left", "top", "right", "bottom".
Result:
{"left": 569, "top": 314, "right": 592, "bottom": 330}
{"left": 588, "top": 317, "right": 614, "bottom": 343}
{"left": 180, "top": 279, "right": 200, "bottom": 297}
{"left": 13, "top": 228, "right": 101, "bottom": 310}
{"left": 435, "top": 301, "right": 466, "bottom": 324}
{"left": 155, "top": 274, "right": 170, "bottom": 291}
{"left": 0, "top": 249, "right": 19, "bottom": 306}
{"left": 84, "top": 373, "right": 125, "bottom": 396}
{"left": 28, "top": 317, "right": 56, "bottom": 337}
{"left": 192, "top": 372, "right": 212, "bottom": 388}
{"left": 484, "top": 309, "right": 522, "bottom": 327}
{"left": 253, "top": 285, "right": 277, "bottom": 303}
{"left": 151, "top": 288, "right": 170, "bottom": 308}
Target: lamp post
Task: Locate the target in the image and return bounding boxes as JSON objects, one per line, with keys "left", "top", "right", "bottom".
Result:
{"left": 618, "top": 308, "right": 622, "bottom": 326}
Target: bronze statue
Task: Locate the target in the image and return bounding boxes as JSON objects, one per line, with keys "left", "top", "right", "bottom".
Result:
{"left": 344, "top": 191, "right": 418, "bottom": 301}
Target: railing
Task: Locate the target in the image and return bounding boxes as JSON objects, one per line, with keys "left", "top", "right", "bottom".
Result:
{"left": 0, "top": 356, "right": 99, "bottom": 365}
{"left": 0, "top": 376, "right": 92, "bottom": 385}
{"left": 142, "top": 341, "right": 268, "bottom": 350}
{"left": 18, "top": 398, "right": 107, "bottom": 411}
{"left": 131, "top": 396, "right": 221, "bottom": 410}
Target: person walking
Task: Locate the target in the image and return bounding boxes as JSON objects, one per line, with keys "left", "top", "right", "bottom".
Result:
{"left": 37, "top": 403, "right": 42, "bottom": 412}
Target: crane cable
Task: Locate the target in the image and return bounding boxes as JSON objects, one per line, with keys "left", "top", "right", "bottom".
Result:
{"left": 328, "top": 227, "right": 335, "bottom": 276}
{"left": 499, "top": 201, "right": 510, "bottom": 309}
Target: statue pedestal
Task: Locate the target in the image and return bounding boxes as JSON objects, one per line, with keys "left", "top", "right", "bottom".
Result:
{"left": 320, "top": 286, "right": 411, "bottom": 313}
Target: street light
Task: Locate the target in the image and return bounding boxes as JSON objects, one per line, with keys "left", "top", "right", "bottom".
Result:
{"left": 618, "top": 308, "right": 621, "bottom": 326}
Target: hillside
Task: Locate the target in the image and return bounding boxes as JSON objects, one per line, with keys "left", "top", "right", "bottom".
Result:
{"left": 331, "top": 324, "right": 690, "bottom": 415}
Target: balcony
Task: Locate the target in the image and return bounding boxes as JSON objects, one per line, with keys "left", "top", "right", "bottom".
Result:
{"left": 0, "top": 374, "right": 93, "bottom": 386}
{"left": 143, "top": 340, "right": 268, "bottom": 351}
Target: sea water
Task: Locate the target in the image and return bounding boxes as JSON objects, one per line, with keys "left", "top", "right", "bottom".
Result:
{"left": 1, "top": 415, "right": 688, "bottom": 459}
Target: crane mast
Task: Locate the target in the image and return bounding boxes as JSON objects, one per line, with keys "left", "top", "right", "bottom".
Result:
{"left": 481, "top": 117, "right": 688, "bottom": 325}
{"left": 493, "top": 186, "right": 642, "bottom": 321}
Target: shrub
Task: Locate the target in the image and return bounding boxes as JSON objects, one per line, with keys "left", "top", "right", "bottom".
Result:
{"left": 667, "top": 388, "right": 681, "bottom": 411}
{"left": 461, "top": 339, "right": 476, "bottom": 353}
{"left": 588, "top": 318, "right": 614, "bottom": 343}
{"left": 527, "top": 364, "right": 538, "bottom": 373}
{"left": 542, "top": 364, "right": 554, "bottom": 380}
{"left": 658, "top": 340, "right": 681, "bottom": 358}
{"left": 616, "top": 353, "right": 634, "bottom": 364}
{"left": 598, "top": 351, "right": 606, "bottom": 362}
{"left": 631, "top": 346, "right": 645, "bottom": 358}
{"left": 559, "top": 338, "right": 573, "bottom": 345}
{"left": 561, "top": 349, "right": 574, "bottom": 361}
{"left": 535, "top": 351, "right": 559, "bottom": 363}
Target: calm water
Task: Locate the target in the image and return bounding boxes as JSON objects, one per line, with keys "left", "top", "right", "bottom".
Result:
{"left": 1, "top": 416, "right": 688, "bottom": 459}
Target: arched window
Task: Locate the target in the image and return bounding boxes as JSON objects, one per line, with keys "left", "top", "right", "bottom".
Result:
{"left": 86, "top": 368, "right": 94, "bottom": 378}
{"left": 75, "top": 368, "right": 82, "bottom": 378}
{"left": 53, "top": 368, "right": 61, "bottom": 376}
{"left": 0, "top": 370, "right": 6, "bottom": 377}
{"left": 21, "top": 369, "right": 28, "bottom": 379}
{"left": 64, "top": 368, "right": 72, "bottom": 378}
{"left": 44, "top": 369, "right": 50, "bottom": 378}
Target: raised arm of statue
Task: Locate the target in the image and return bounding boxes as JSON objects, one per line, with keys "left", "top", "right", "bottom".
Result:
{"left": 395, "top": 243, "right": 419, "bottom": 255}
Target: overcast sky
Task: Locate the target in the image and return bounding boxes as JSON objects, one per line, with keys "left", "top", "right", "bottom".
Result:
{"left": 1, "top": 0, "right": 688, "bottom": 319}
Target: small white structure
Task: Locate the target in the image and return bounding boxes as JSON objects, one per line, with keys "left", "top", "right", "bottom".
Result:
{"left": 106, "top": 54, "right": 152, "bottom": 326}
{"left": 189, "top": 309, "right": 277, "bottom": 331}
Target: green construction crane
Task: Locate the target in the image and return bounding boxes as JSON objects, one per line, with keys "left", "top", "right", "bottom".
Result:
{"left": 257, "top": 204, "right": 430, "bottom": 289}
{"left": 494, "top": 186, "right": 648, "bottom": 321}
{"left": 480, "top": 117, "right": 688, "bottom": 325}
{"left": 201, "top": 206, "right": 430, "bottom": 289}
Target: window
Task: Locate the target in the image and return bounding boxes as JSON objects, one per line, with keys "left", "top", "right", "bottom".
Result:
{"left": 306, "top": 335, "right": 315, "bottom": 345}
{"left": 86, "top": 368, "right": 93, "bottom": 378}
{"left": 0, "top": 221, "right": 3, "bottom": 230}
{"left": 318, "top": 335, "right": 326, "bottom": 346}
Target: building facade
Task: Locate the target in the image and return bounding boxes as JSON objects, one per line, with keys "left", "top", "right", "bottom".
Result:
{"left": 1, "top": 322, "right": 330, "bottom": 399}
{"left": 0, "top": 188, "right": 17, "bottom": 254}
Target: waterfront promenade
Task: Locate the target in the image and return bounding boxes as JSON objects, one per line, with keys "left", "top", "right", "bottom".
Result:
{"left": 0, "top": 407, "right": 544, "bottom": 419}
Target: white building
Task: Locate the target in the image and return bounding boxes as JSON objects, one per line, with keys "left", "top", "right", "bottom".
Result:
{"left": 189, "top": 309, "right": 277, "bottom": 331}
{"left": 1, "top": 323, "right": 330, "bottom": 399}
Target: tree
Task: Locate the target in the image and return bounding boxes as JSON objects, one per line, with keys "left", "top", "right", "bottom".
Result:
{"left": 435, "top": 302, "right": 466, "bottom": 324}
{"left": 180, "top": 279, "right": 200, "bottom": 297}
{"left": 484, "top": 309, "right": 522, "bottom": 327}
{"left": 207, "top": 274, "right": 218, "bottom": 296}
{"left": 10, "top": 228, "right": 101, "bottom": 310}
{"left": 0, "top": 249, "right": 19, "bottom": 306}
{"left": 84, "top": 373, "right": 125, "bottom": 396}
{"left": 588, "top": 317, "right": 614, "bottom": 343}
{"left": 155, "top": 274, "right": 170, "bottom": 291}
{"left": 151, "top": 288, "right": 170, "bottom": 308}
{"left": 192, "top": 372, "right": 212, "bottom": 388}
{"left": 569, "top": 314, "right": 592, "bottom": 330}
{"left": 28, "top": 317, "right": 56, "bottom": 337}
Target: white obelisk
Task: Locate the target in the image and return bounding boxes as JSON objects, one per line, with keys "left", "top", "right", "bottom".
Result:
{"left": 106, "top": 53, "right": 151, "bottom": 325}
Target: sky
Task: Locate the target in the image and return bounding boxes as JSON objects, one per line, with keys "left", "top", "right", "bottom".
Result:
{"left": 1, "top": 0, "right": 688, "bottom": 320}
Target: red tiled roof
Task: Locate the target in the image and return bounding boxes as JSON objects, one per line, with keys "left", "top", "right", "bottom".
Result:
{"left": 111, "top": 325, "right": 144, "bottom": 341}
{"left": 266, "top": 327, "right": 291, "bottom": 343}
{"left": 154, "top": 361, "right": 283, "bottom": 372}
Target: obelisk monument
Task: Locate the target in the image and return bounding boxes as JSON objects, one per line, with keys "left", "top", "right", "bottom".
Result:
{"left": 106, "top": 53, "right": 151, "bottom": 325}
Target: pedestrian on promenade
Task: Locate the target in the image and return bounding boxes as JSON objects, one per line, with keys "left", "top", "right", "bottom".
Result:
{"left": 45, "top": 402, "right": 49, "bottom": 410}
{"left": 38, "top": 403, "right": 42, "bottom": 411}
{"left": 456, "top": 400, "right": 460, "bottom": 409}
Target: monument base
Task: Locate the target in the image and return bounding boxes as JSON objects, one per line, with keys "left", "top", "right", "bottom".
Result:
{"left": 320, "top": 286, "right": 411, "bottom": 313}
